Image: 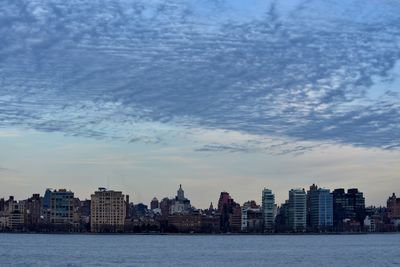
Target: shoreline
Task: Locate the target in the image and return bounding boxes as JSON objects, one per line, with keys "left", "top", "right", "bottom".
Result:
{"left": 0, "top": 231, "right": 399, "bottom": 236}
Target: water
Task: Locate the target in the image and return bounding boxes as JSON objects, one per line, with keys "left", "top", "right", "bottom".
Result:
{"left": 0, "top": 234, "right": 399, "bottom": 266}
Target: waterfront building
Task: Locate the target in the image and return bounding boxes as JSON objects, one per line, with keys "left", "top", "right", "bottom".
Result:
{"left": 308, "top": 185, "right": 333, "bottom": 230}
{"left": 387, "top": 193, "right": 400, "bottom": 220}
{"left": 23, "top": 194, "right": 43, "bottom": 228}
{"left": 275, "top": 200, "right": 290, "bottom": 231}
{"left": 333, "top": 188, "right": 365, "bottom": 228}
{"left": 229, "top": 204, "right": 242, "bottom": 233}
{"left": 90, "top": 188, "right": 126, "bottom": 233}
{"left": 288, "top": 189, "right": 307, "bottom": 232}
{"left": 217, "top": 192, "right": 237, "bottom": 232}
{"left": 168, "top": 213, "right": 202, "bottom": 233}
{"left": 1, "top": 196, "right": 25, "bottom": 230}
{"left": 241, "top": 201, "right": 263, "bottom": 232}
{"left": 43, "top": 189, "right": 74, "bottom": 225}
{"left": 262, "top": 188, "right": 275, "bottom": 232}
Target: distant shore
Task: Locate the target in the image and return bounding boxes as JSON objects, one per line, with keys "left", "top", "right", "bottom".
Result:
{"left": 1, "top": 231, "right": 399, "bottom": 236}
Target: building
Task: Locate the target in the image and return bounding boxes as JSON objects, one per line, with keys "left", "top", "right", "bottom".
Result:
{"left": 333, "top": 188, "right": 366, "bottom": 229}
{"left": 308, "top": 185, "right": 333, "bottom": 230}
{"left": 241, "top": 201, "right": 263, "bottom": 233}
{"left": 217, "top": 192, "right": 237, "bottom": 232}
{"left": 90, "top": 188, "right": 126, "bottom": 233}
{"left": 229, "top": 204, "right": 242, "bottom": 233}
{"left": 169, "top": 185, "right": 192, "bottom": 215}
{"left": 1, "top": 196, "right": 25, "bottom": 230}
{"left": 23, "top": 194, "right": 43, "bottom": 228}
{"left": 288, "top": 189, "right": 307, "bottom": 232}
{"left": 347, "top": 188, "right": 366, "bottom": 225}
{"left": 168, "top": 213, "right": 202, "bottom": 233}
{"left": 262, "top": 188, "right": 275, "bottom": 232}
{"left": 150, "top": 197, "right": 159, "bottom": 210}
{"left": 275, "top": 200, "right": 290, "bottom": 231}
{"left": 387, "top": 193, "right": 400, "bottom": 220}
{"left": 43, "top": 189, "right": 74, "bottom": 225}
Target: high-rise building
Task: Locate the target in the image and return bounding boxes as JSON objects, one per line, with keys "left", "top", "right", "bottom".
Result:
{"left": 160, "top": 197, "right": 171, "bottom": 218}
{"left": 43, "top": 189, "right": 74, "bottom": 225}
{"left": 308, "top": 185, "right": 333, "bottom": 230}
{"left": 332, "top": 188, "right": 346, "bottom": 227}
{"left": 150, "top": 197, "right": 159, "bottom": 210}
{"left": 288, "top": 189, "right": 307, "bottom": 232}
{"left": 90, "top": 188, "right": 126, "bottom": 233}
{"left": 169, "top": 185, "right": 191, "bottom": 214}
{"left": 262, "top": 188, "right": 275, "bottom": 232}
{"left": 333, "top": 188, "right": 365, "bottom": 228}
{"left": 217, "top": 192, "right": 237, "bottom": 232}
{"left": 387, "top": 193, "right": 400, "bottom": 220}
{"left": 23, "top": 194, "right": 43, "bottom": 228}
{"left": 347, "top": 188, "right": 366, "bottom": 225}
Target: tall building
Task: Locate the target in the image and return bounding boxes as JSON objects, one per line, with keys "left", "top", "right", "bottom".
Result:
{"left": 347, "top": 188, "right": 366, "bottom": 225}
{"left": 150, "top": 197, "right": 159, "bottom": 210}
{"left": 90, "top": 188, "right": 126, "bottom": 233}
{"left": 217, "top": 192, "right": 234, "bottom": 212}
{"left": 169, "top": 185, "right": 191, "bottom": 214}
{"left": 160, "top": 197, "right": 171, "bottom": 218}
{"left": 275, "top": 200, "right": 290, "bottom": 231}
{"left": 333, "top": 188, "right": 365, "bottom": 228}
{"left": 288, "top": 189, "right": 307, "bottom": 232}
{"left": 332, "top": 188, "right": 347, "bottom": 227}
{"left": 262, "top": 188, "right": 275, "bottom": 232}
{"left": 217, "top": 192, "right": 237, "bottom": 232}
{"left": 43, "top": 189, "right": 74, "bottom": 225}
{"left": 308, "top": 185, "right": 333, "bottom": 230}
{"left": 387, "top": 193, "right": 400, "bottom": 220}
{"left": 23, "top": 194, "right": 43, "bottom": 228}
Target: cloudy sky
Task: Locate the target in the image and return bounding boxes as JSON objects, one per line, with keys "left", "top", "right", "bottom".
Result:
{"left": 0, "top": 0, "right": 399, "bottom": 207}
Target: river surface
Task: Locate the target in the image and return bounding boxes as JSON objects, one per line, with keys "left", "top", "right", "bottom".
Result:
{"left": 0, "top": 234, "right": 399, "bottom": 266}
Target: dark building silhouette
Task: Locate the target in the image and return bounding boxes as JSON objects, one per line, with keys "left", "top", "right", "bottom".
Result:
{"left": 217, "top": 192, "right": 237, "bottom": 232}
{"left": 386, "top": 193, "right": 400, "bottom": 220}
{"left": 333, "top": 188, "right": 365, "bottom": 230}
{"left": 23, "top": 194, "right": 43, "bottom": 228}
{"left": 150, "top": 197, "right": 159, "bottom": 210}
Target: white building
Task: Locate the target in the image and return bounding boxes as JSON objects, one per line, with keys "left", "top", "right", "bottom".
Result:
{"left": 289, "top": 189, "right": 307, "bottom": 232}
{"left": 169, "top": 185, "right": 191, "bottom": 215}
{"left": 262, "top": 188, "right": 275, "bottom": 232}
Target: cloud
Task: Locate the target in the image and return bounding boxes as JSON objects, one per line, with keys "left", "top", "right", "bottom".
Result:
{"left": 0, "top": 0, "right": 399, "bottom": 152}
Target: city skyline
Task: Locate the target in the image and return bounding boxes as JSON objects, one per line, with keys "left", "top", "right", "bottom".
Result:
{"left": 1, "top": 0, "right": 400, "bottom": 209}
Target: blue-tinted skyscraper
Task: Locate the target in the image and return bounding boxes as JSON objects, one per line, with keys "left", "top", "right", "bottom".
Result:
{"left": 308, "top": 185, "right": 333, "bottom": 230}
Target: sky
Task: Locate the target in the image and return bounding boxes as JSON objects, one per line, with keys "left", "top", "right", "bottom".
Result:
{"left": 0, "top": 0, "right": 399, "bottom": 208}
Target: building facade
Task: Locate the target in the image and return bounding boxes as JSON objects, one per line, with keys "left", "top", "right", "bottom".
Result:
{"left": 387, "top": 193, "right": 400, "bottom": 220}
{"left": 90, "top": 188, "right": 126, "bottom": 233}
{"left": 288, "top": 189, "right": 307, "bottom": 232}
{"left": 333, "top": 188, "right": 366, "bottom": 229}
{"left": 43, "top": 189, "right": 74, "bottom": 225}
{"left": 308, "top": 186, "right": 333, "bottom": 230}
{"left": 262, "top": 188, "right": 275, "bottom": 232}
